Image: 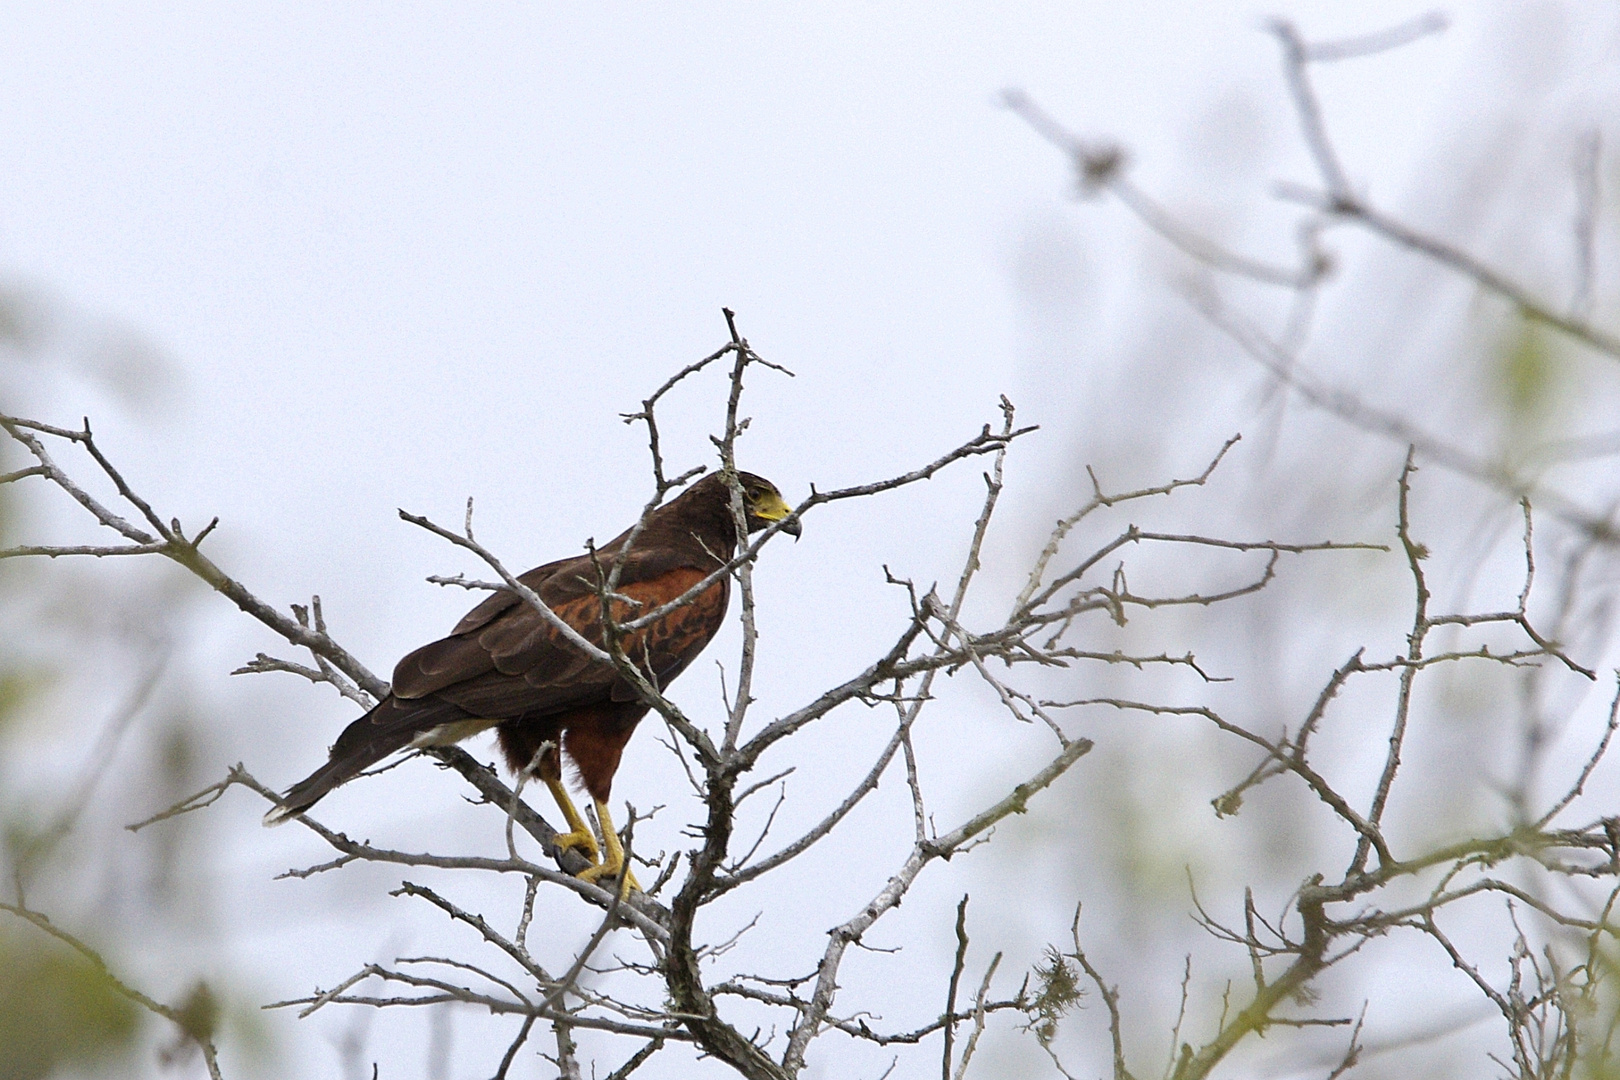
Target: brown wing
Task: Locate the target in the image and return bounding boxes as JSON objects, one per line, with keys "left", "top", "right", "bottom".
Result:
{"left": 444, "top": 554, "right": 582, "bottom": 637}
{"left": 265, "top": 473, "right": 760, "bottom": 825}
{"left": 393, "top": 561, "right": 727, "bottom": 719}
{"left": 393, "top": 551, "right": 594, "bottom": 693}
{"left": 265, "top": 563, "right": 728, "bottom": 824}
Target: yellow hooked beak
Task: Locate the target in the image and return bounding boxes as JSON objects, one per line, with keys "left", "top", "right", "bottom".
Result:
{"left": 751, "top": 490, "right": 801, "bottom": 538}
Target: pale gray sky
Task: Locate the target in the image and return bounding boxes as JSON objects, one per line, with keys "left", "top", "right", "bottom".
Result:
{"left": 6, "top": 4, "right": 1618, "bottom": 1077}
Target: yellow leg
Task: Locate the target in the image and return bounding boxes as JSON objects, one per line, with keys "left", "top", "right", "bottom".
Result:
{"left": 577, "top": 800, "right": 641, "bottom": 895}
{"left": 545, "top": 778, "right": 601, "bottom": 865}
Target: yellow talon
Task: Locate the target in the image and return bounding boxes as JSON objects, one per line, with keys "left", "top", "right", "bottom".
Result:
{"left": 577, "top": 800, "right": 641, "bottom": 895}
{"left": 546, "top": 778, "right": 601, "bottom": 864}
{"left": 551, "top": 827, "right": 601, "bottom": 861}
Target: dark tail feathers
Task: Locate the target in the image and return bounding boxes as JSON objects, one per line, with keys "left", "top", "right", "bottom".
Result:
{"left": 262, "top": 698, "right": 458, "bottom": 826}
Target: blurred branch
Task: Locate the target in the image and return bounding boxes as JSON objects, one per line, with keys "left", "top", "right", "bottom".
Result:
{"left": 1265, "top": 15, "right": 1620, "bottom": 359}
{"left": 0, "top": 900, "right": 225, "bottom": 1080}
{"left": 1571, "top": 130, "right": 1602, "bottom": 321}
{"left": 1185, "top": 283, "right": 1620, "bottom": 545}
{"left": 16, "top": 642, "right": 169, "bottom": 887}
{"left": 1000, "top": 91, "right": 1329, "bottom": 290}
{"left": 1280, "top": 182, "right": 1620, "bottom": 359}
{"left": 1300, "top": 11, "right": 1448, "bottom": 62}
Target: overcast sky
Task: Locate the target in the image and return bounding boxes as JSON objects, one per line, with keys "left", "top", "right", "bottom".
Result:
{"left": 5, "top": 4, "right": 1617, "bottom": 1078}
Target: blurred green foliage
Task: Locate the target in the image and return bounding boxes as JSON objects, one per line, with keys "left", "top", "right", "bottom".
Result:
{"left": 0, "top": 930, "right": 140, "bottom": 1079}
{"left": 1495, "top": 311, "right": 1564, "bottom": 434}
{"left": 0, "top": 442, "right": 146, "bottom": 1078}
{"left": 1578, "top": 943, "right": 1620, "bottom": 1080}
{"left": 0, "top": 274, "right": 260, "bottom": 1079}
{"left": 0, "top": 672, "right": 39, "bottom": 734}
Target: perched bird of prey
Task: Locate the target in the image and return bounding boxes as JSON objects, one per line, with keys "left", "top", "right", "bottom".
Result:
{"left": 264, "top": 471, "right": 798, "bottom": 889}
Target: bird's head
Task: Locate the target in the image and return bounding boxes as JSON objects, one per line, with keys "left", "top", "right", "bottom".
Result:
{"left": 734, "top": 472, "right": 801, "bottom": 538}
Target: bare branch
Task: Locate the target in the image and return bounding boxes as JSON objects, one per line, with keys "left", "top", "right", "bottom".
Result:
{"left": 782, "top": 736, "right": 1092, "bottom": 1074}
{"left": 948, "top": 951, "right": 1001, "bottom": 1080}
{"left": 1536, "top": 675, "right": 1620, "bottom": 829}
{"left": 1309, "top": 12, "right": 1449, "bottom": 61}
{"left": 1070, "top": 906, "right": 1132, "bottom": 1080}
{"left": 942, "top": 896, "right": 970, "bottom": 1080}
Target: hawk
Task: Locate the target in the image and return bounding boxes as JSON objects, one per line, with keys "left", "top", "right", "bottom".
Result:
{"left": 264, "top": 471, "right": 797, "bottom": 889}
